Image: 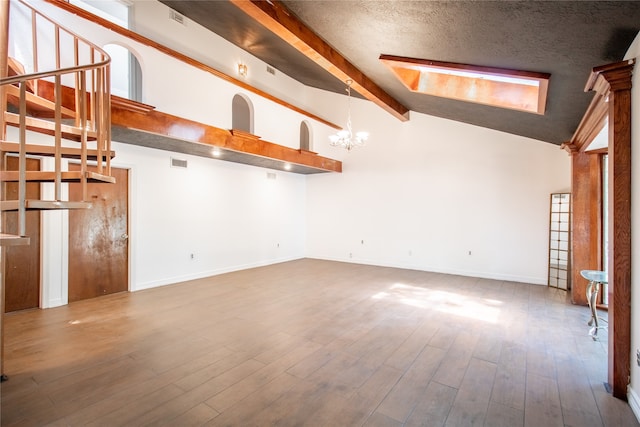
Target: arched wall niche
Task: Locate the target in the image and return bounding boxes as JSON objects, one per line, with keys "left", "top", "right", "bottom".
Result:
{"left": 299, "top": 120, "right": 313, "bottom": 151}
{"left": 232, "top": 93, "right": 254, "bottom": 133}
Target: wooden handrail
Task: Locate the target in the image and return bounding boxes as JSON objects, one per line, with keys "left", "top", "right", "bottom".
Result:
{"left": 0, "top": 61, "right": 110, "bottom": 86}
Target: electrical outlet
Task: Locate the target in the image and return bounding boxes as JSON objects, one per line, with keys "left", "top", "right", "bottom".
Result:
{"left": 190, "top": 253, "right": 195, "bottom": 260}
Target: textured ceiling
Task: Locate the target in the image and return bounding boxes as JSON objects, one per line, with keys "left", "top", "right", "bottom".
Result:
{"left": 160, "top": 0, "right": 640, "bottom": 145}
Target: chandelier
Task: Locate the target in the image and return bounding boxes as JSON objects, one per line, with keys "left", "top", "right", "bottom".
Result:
{"left": 329, "top": 79, "right": 368, "bottom": 151}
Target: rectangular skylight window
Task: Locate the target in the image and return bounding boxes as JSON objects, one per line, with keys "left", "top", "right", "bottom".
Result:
{"left": 380, "top": 55, "right": 550, "bottom": 114}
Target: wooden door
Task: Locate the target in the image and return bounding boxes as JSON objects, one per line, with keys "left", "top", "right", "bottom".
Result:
{"left": 68, "top": 165, "right": 128, "bottom": 302}
{"left": 2, "top": 156, "right": 41, "bottom": 312}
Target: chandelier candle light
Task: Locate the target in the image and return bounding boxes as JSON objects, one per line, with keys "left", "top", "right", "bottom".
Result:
{"left": 329, "top": 79, "right": 369, "bottom": 151}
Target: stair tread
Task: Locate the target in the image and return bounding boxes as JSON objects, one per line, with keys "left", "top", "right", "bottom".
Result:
{"left": 0, "top": 233, "right": 31, "bottom": 246}
{"left": 4, "top": 112, "right": 97, "bottom": 142}
{"left": 0, "top": 141, "right": 114, "bottom": 161}
{"left": 6, "top": 84, "right": 76, "bottom": 118}
{"left": 0, "top": 170, "right": 116, "bottom": 183}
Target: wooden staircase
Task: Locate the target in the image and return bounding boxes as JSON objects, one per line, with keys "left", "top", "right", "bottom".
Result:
{"left": 1, "top": 0, "right": 115, "bottom": 245}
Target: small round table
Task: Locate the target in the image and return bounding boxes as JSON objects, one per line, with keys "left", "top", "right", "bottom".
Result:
{"left": 580, "top": 270, "right": 608, "bottom": 340}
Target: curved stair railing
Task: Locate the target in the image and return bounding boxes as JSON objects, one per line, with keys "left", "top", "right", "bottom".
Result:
{"left": 1, "top": 0, "right": 114, "bottom": 243}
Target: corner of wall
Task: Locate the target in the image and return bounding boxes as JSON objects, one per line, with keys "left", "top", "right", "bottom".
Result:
{"left": 628, "top": 386, "right": 640, "bottom": 423}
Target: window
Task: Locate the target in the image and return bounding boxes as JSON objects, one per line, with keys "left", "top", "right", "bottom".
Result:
{"left": 380, "top": 54, "right": 550, "bottom": 114}
{"left": 70, "top": 0, "right": 130, "bottom": 28}
{"left": 70, "top": 1, "right": 142, "bottom": 102}
{"left": 103, "top": 44, "right": 142, "bottom": 101}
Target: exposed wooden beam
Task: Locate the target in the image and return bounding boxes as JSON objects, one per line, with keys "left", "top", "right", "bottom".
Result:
{"left": 229, "top": 0, "right": 410, "bottom": 122}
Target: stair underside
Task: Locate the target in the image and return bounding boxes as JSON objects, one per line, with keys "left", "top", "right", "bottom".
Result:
{"left": 5, "top": 84, "right": 76, "bottom": 118}
{"left": 4, "top": 112, "right": 97, "bottom": 142}
{"left": 0, "top": 141, "right": 114, "bottom": 161}
{"left": 0, "top": 170, "right": 115, "bottom": 183}
{"left": 1, "top": 200, "right": 92, "bottom": 212}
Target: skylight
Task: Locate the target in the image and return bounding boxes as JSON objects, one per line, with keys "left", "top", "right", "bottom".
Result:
{"left": 380, "top": 55, "right": 550, "bottom": 115}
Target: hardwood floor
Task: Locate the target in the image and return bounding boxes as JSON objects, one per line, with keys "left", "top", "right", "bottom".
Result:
{"left": 1, "top": 259, "right": 638, "bottom": 426}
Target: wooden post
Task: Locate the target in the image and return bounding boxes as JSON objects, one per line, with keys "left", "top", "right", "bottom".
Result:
{"left": 602, "top": 63, "right": 633, "bottom": 400}
{"left": 0, "top": 0, "right": 10, "bottom": 382}
{"left": 566, "top": 59, "right": 634, "bottom": 401}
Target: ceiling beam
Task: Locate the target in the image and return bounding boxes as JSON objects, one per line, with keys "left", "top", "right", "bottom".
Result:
{"left": 229, "top": 0, "right": 410, "bottom": 122}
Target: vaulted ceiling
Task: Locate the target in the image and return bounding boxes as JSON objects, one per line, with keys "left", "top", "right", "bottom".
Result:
{"left": 160, "top": 0, "right": 640, "bottom": 145}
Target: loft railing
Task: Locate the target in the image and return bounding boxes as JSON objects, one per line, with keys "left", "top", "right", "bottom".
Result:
{"left": 1, "top": 0, "right": 111, "bottom": 237}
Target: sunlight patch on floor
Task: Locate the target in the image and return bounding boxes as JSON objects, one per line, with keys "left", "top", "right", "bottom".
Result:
{"left": 373, "top": 283, "right": 503, "bottom": 323}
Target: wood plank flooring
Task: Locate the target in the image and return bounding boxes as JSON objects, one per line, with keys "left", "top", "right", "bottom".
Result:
{"left": 1, "top": 259, "right": 638, "bottom": 426}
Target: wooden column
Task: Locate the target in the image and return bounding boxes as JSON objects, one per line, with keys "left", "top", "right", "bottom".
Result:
{"left": 569, "top": 59, "right": 634, "bottom": 400}
{"left": 598, "top": 62, "right": 634, "bottom": 400}
{"left": 571, "top": 151, "right": 600, "bottom": 305}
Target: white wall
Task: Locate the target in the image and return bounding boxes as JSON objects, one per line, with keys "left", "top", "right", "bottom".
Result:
{"left": 114, "top": 142, "right": 306, "bottom": 292}
{"left": 306, "top": 89, "right": 571, "bottom": 284}
{"left": 10, "top": 0, "right": 571, "bottom": 307}
{"left": 625, "top": 31, "right": 640, "bottom": 417}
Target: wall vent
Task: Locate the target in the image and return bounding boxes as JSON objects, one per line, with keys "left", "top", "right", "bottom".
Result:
{"left": 266, "top": 66, "right": 276, "bottom": 75}
{"left": 169, "top": 10, "right": 185, "bottom": 25}
{"left": 171, "top": 157, "right": 188, "bottom": 168}
{"left": 266, "top": 172, "right": 277, "bottom": 180}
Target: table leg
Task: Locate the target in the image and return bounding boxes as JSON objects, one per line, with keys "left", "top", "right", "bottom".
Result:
{"left": 587, "top": 281, "right": 600, "bottom": 339}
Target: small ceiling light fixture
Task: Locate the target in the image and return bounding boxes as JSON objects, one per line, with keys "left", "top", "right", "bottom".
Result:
{"left": 238, "top": 62, "right": 248, "bottom": 77}
{"left": 329, "top": 79, "right": 368, "bottom": 151}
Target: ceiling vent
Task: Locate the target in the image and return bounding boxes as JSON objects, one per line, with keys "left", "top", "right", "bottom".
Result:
{"left": 169, "top": 10, "right": 185, "bottom": 25}
{"left": 171, "top": 157, "right": 188, "bottom": 168}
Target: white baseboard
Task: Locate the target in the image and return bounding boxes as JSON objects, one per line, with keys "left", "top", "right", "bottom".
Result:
{"left": 42, "top": 298, "right": 66, "bottom": 309}
{"left": 132, "top": 256, "right": 301, "bottom": 292}
{"left": 307, "top": 255, "right": 547, "bottom": 285}
{"left": 629, "top": 386, "right": 640, "bottom": 423}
